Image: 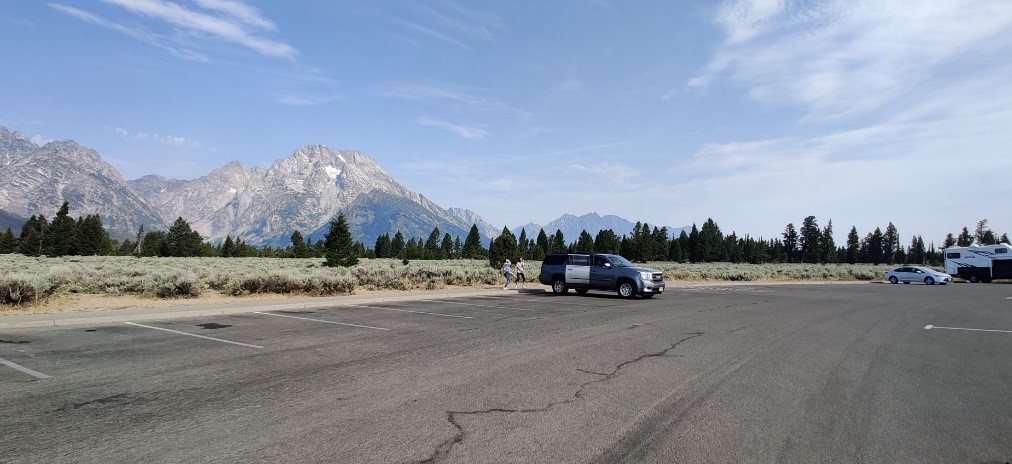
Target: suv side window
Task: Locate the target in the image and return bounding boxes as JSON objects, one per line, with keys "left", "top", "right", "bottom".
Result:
{"left": 593, "top": 256, "right": 608, "bottom": 267}
{"left": 569, "top": 255, "right": 590, "bottom": 266}
{"left": 543, "top": 254, "right": 567, "bottom": 265}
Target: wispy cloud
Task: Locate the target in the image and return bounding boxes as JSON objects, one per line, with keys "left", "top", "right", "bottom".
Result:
{"left": 415, "top": 116, "right": 487, "bottom": 140}
{"left": 383, "top": 83, "right": 530, "bottom": 118}
{"left": 392, "top": 1, "right": 503, "bottom": 50}
{"left": 115, "top": 127, "right": 199, "bottom": 147}
{"left": 52, "top": 0, "right": 295, "bottom": 60}
{"left": 50, "top": 3, "right": 209, "bottom": 61}
{"left": 692, "top": 0, "right": 1012, "bottom": 121}
{"left": 278, "top": 94, "right": 343, "bottom": 106}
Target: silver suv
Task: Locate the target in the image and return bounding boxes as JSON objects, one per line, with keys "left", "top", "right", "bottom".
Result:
{"left": 538, "top": 253, "right": 665, "bottom": 298}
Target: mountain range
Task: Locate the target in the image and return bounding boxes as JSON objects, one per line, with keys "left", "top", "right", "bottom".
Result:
{"left": 0, "top": 125, "right": 684, "bottom": 246}
{"left": 513, "top": 213, "right": 690, "bottom": 243}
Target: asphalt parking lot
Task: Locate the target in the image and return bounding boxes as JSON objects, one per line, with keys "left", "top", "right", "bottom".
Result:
{"left": 2, "top": 283, "right": 1011, "bottom": 463}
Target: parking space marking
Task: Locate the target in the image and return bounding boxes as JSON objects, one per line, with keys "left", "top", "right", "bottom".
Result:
{"left": 343, "top": 304, "right": 472, "bottom": 319}
{"left": 0, "top": 356, "right": 51, "bottom": 379}
{"left": 124, "top": 322, "right": 265, "bottom": 348}
{"left": 924, "top": 324, "right": 1012, "bottom": 334}
{"left": 432, "top": 299, "right": 538, "bottom": 312}
{"left": 253, "top": 311, "right": 390, "bottom": 330}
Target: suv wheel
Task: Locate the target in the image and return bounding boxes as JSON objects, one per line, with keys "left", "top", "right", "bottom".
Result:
{"left": 552, "top": 278, "right": 567, "bottom": 294}
{"left": 617, "top": 280, "right": 635, "bottom": 299}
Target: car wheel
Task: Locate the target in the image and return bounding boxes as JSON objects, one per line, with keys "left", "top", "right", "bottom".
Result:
{"left": 617, "top": 280, "right": 635, "bottom": 299}
{"left": 968, "top": 274, "right": 980, "bottom": 283}
{"left": 925, "top": 277, "right": 935, "bottom": 285}
{"left": 888, "top": 276, "right": 898, "bottom": 284}
{"left": 575, "top": 289, "right": 589, "bottom": 295}
{"left": 552, "top": 278, "right": 567, "bottom": 294}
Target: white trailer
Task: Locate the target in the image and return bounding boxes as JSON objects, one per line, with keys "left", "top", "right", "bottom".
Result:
{"left": 943, "top": 243, "right": 1012, "bottom": 283}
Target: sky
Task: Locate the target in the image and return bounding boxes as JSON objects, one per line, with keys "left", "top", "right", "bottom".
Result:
{"left": 2, "top": 0, "right": 1010, "bottom": 245}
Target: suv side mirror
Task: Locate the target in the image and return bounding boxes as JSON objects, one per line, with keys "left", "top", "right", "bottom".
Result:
{"left": 604, "top": 262, "right": 612, "bottom": 268}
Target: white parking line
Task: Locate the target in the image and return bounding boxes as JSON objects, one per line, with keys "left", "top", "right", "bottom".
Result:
{"left": 343, "top": 304, "right": 472, "bottom": 319}
{"left": 924, "top": 324, "right": 1012, "bottom": 334}
{"left": 433, "top": 300, "right": 538, "bottom": 311}
{"left": 124, "top": 322, "right": 264, "bottom": 348}
{"left": 253, "top": 311, "right": 390, "bottom": 330}
{"left": 0, "top": 356, "right": 51, "bottom": 379}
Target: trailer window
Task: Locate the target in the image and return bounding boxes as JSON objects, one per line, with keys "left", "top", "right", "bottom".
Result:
{"left": 996, "top": 248, "right": 1008, "bottom": 254}
{"left": 946, "top": 252, "right": 960, "bottom": 259}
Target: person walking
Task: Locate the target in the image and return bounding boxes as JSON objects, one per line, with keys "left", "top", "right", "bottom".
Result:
{"left": 501, "top": 258, "right": 512, "bottom": 290}
{"left": 514, "top": 257, "right": 526, "bottom": 289}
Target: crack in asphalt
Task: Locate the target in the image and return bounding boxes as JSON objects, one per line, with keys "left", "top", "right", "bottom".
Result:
{"left": 416, "top": 332, "right": 705, "bottom": 463}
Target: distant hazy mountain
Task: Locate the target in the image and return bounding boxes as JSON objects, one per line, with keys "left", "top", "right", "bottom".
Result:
{"left": 513, "top": 213, "right": 690, "bottom": 241}
{"left": 0, "top": 126, "right": 168, "bottom": 238}
{"left": 0, "top": 208, "right": 26, "bottom": 235}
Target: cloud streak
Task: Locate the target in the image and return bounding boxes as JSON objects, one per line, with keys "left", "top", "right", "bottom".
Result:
{"left": 415, "top": 117, "right": 487, "bottom": 140}
{"left": 52, "top": 0, "right": 295, "bottom": 60}
{"left": 115, "top": 127, "right": 199, "bottom": 147}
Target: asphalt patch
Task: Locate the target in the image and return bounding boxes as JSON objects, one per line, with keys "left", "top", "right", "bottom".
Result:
{"left": 195, "top": 323, "right": 232, "bottom": 330}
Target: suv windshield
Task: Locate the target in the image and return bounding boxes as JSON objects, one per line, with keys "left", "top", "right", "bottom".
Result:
{"left": 607, "top": 255, "right": 634, "bottom": 268}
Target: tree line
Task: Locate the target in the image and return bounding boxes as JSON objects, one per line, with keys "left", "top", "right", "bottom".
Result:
{"left": 3, "top": 204, "right": 1008, "bottom": 269}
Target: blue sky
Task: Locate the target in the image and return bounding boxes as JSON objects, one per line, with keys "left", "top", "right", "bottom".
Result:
{"left": 2, "top": 0, "right": 1010, "bottom": 245}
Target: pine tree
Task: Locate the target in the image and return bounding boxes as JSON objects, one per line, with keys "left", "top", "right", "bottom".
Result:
{"left": 441, "top": 233, "right": 454, "bottom": 259}
{"left": 535, "top": 229, "right": 549, "bottom": 258}
{"left": 48, "top": 201, "right": 78, "bottom": 257}
{"left": 461, "top": 225, "right": 483, "bottom": 259}
{"left": 424, "top": 227, "right": 441, "bottom": 259}
{"left": 76, "top": 214, "right": 107, "bottom": 255}
{"left": 821, "top": 220, "right": 836, "bottom": 263}
{"left": 550, "top": 229, "right": 566, "bottom": 253}
{"left": 489, "top": 226, "right": 518, "bottom": 269}
{"left": 698, "top": 218, "right": 724, "bottom": 262}
{"left": 957, "top": 227, "right": 973, "bottom": 247}
{"left": 575, "top": 229, "right": 594, "bottom": 252}
{"left": 323, "top": 212, "right": 358, "bottom": 267}
{"left": 374, "top": 233, "right": 391, "bottom": 258}
{"left": 883, "top": 222, "right": 899, "bottom": 264}
{"left": 594, "top": 229, "right": 621, "bottom": 255}
{"left": 290, "top": 230, "right": 310, "bottom": 258}
{"left": 391, "top": 231, "right": 406, "bottom": 258}
{"left": 222, "top": 235, "right": 236, "bottom": 257}
{"left": 799, "top": 216, "right": 822, "bottom": 263}
{"left": 782, "top": 223, "right": 798, "bottom": 263}
{"left": 166, "top": 217, "right": 203, "bottom": 257}
{"left": 0, "top": 227, "right": 18, "bottom": 253}
{"left": 18, "top": 215, "right": 48, "bottom": 256}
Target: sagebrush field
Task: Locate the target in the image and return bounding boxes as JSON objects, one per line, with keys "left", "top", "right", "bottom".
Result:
{"left": 0, "top": 254, "right": 896, "bottom": 307}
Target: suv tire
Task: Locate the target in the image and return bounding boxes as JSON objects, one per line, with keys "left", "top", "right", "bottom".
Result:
{"left": 617, "top": 280, "right": 635, "bottom": 299}
{"left": 552, "top": 278, "right": 567, "bottom": 294}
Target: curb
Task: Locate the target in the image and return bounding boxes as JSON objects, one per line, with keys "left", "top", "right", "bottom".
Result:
{"left": 0, "top": 288, "right": 548, "bottom": 330}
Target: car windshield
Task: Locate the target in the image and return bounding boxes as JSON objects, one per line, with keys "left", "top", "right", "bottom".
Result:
{"left": 607, "top": 255, "right": 634, "bottom": 267}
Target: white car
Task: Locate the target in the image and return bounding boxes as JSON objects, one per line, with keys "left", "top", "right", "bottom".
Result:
{"left": 885, "top": 266, "right": 952, "bottom": 285}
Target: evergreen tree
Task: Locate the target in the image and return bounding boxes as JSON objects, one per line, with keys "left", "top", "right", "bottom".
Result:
{"left": 782, "top": 223, "right": 798, "bottom": 263}
{"left": 687, "top": 224, "right": 700, "bottom": 262}
{"left": 488, "top": 226, "right": 518, "bottom": 269}
{"left": 323, "top": 212, "right": 358, "bottom": 267}
{"left": 909, "top": 235, "right": 926, "bottom": 264}
{"left": 424, "top": 227, "right": 441, "bottom": 259}
{"left": 535, "top": 229, "right": 549, "bottom": 259}
{"left": 698, "top": 218, "right": 724, "bottom": 262}
{"left": 1001, "top": 233, "right": 1010, "bottom": 245}
{"left": 222, "top": 235, "right": 236, "bottom": 257}
{"left": 942, "top": 233, "right": 956, "bottom": 249}
{"left": 166, "top": 217, "right": 203, "bottom": 257}
{"left": 575, "top": 229, "right": 595, "bottom": 252}
{"left": 550, "top": 229, "right": 566, "bottom": 253}
{"left": 374, "top": 233, "right": 391, "bottom": 258}
{"left": 975, "top": 219, "right": 997, "bottom": 245}
{"left": 18, "top": 215, "right": 48, "bottom": 256}
{"left": 461, "top": 225, "right": 484, "bottom": 259}
{"left": 391, "top": 231, "right": 406, "bottom": 258}
{"left": 0, "top": 227, "right": 17, "bottom": 253}
{"left": 517, "top": 229, "right": 529, "bottom": 258}
{"left": 821, "top": 220, "right": 836, "bottom": 263}
{"left": 864, "top": 227, "right": 885, "bottom": 264}
{"left": 956, "top": 227, "right": 973, "bottom": 247}
{"left": 883, "top": 222, "right": 900, "bottom": 264}
{"left": 48, "top": 201, "right": 78, "bottom": 256}
{"left": 441, "top": 233, "right": 454, "bottom": 259}
{"left": 594, "top": 229, "right": 621, "bottom": 255}
{"left": 453, "top": 236, "right": 463, "bottom": 258}
{"left": 76, "top": 214, "right": 108, "bottom": 255}
{"left": 290, "top": 230, "right": 311, "bottom": 258}
{"left": 798, "top": 216, "right": 822, "bottom": 263}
